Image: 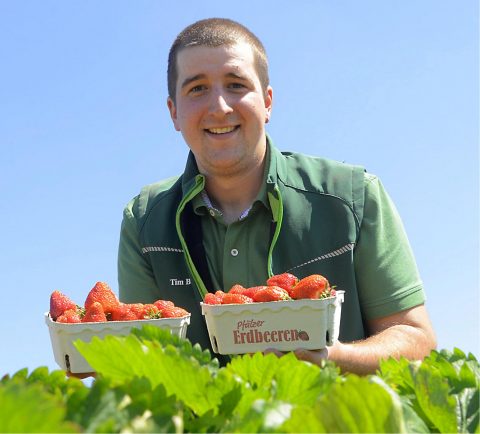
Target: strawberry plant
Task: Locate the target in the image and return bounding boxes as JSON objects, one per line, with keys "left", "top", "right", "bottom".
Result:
{"left": 1, "top": 327, "right": 478, "bottom": 433}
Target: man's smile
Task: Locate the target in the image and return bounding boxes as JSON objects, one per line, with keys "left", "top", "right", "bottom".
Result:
{"left": 205, "top": 125, "right": 240, "bottom": 134}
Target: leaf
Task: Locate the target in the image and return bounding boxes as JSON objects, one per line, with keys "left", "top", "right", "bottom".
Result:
{"left": 131, "top": 325, "right": 219, "bottom": 372}
{"left": 186, "top": 369, "right": 244, "bottom": 433}
{"left": 0, "top": 381, "right": 78, "bottom": 432}
{"left": 283, "top": 375, "right": 407, "bottom": 433}
{"left": 227, "top": 352, "right": 338, "bottom": 405}
{"left": 397, "top": 395, "right": 431, "bottom": 434}
{"left": 226, "top": 399, "right": 294, "bottom": 433}
{"left": 380, "top": 349, "right": 480, "bottom": 433}
{"left": 75, "top": 331, "right": 225, "bottom": 416}
{"left": 277, "top": 405, "right": 324, "bottom": 433}
{"left": 414, "top": 349, "right": 480, "bottom": 433}
{"left": 78, "top": 377, "right": 131, "bottom": 433}
{"left": 412, "top": 363, "right": 458, "bottom": 433}
{"left": 1, "top": 367, "right": 28, "bottom": 383}
{"left": 379, "top": 356, "right": 416, "bottom": 395}
{"left": 458, "top": 386, "right": 480, "bottom": 433}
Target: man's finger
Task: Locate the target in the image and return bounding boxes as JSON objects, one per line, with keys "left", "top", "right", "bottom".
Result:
{"left": 294, "top": 347, "right": 328, "bottom": 364}
{"left": 263, "top": 348, "right": 285, "bottom": 357}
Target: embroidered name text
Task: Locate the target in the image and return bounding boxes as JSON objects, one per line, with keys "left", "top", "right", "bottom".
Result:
{"left": 170, "top": 278, "right": 191, "bottom": 286}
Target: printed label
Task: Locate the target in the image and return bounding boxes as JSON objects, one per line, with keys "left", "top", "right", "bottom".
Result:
{"left": 232, "top": 318, "right": 310, "bottom": 345}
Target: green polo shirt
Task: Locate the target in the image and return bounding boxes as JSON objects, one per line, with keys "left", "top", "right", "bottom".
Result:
{"left": 119, "top": 138, "right": 426, "bottom": 356}
{"left": 190, "top": 167, "right": 423, "bottom": 320}
{"left": 192, "top": 177, "right": 272, "bottom": 292}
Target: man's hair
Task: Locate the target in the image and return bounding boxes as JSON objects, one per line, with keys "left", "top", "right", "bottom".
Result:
{"left": 167, "top": 18, "right": 269, "bottom": 102}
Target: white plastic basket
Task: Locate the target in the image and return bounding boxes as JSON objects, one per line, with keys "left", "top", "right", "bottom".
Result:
{"left": 45, "top": 313, "right": 190, "bottom": 373}
{"left": 201, "top": 291, "right": 344, "bottom": 355}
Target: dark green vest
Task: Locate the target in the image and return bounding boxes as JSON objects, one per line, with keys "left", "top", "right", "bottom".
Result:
{"left": 129, "top": 139, "right": 366, "bottom": 358}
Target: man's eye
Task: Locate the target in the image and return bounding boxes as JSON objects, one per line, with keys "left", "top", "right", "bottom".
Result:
{"left": 229, "top": 83, "right": 245, "bottom": 89}
{"left": 189, "top": 85, "right": 206, "bottom": 93}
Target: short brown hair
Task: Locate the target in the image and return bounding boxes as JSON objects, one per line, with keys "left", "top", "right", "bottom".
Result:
{"left": 167, "top": 18, "right": 269, "bottom": 102}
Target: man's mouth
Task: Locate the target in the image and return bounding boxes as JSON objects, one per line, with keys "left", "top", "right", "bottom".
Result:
{"left": 206, "top": 126, "right": 239, "bottom": 134}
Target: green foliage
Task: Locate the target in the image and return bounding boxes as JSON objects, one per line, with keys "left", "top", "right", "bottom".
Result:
{"left": 1, "top": 328, "right": 478, "bottom": 433}
{"left": 282, "top": 376, "right": 408, "bottom": 433}
{"left": 0, "top": 368, "right": 82, "bottom": 432}
{"left": 379, "top": 348, "right": 480, "bottom": 433}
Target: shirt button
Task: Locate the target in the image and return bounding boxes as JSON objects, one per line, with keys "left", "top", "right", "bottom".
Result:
{"left": 230, "top": 248, "right": 239, "bottom": 257}
{"left": 209, "top": 209, "right": 215, "bottom": 217}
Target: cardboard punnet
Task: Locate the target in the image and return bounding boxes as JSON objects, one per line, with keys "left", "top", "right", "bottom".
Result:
{"left": 45, "top": 313, "right": 190, "bottom": 373}
{"left": 201, "top": 291, "right": 344, "bottom": 355}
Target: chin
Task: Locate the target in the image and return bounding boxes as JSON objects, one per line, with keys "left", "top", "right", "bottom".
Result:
{"left": 205, "top": 158, "right": 246, "bottom": 176}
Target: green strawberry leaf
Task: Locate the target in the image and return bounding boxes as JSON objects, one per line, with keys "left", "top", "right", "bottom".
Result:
{"left": 0, "top": 381, "right": 79, "bottom": 432}
{"left": 412, "top": 362, "right": 458, "bottom": 433}
{"left": 282, "top": 375, "right": 407, "bottom": 433}
{"left": 130, "top": 325, "right": 219, "bottom": 373}
{"left": 380, "top": 349, "right": 480, "bottom": 433}
{"left": 75, "top": 329, "right": 226, "bottom": 416}
{"left": 226, "top": 398, "right": 294, "bottom": 433}
{"left": 227, "top": 352, "right": 339, "bottom": 405}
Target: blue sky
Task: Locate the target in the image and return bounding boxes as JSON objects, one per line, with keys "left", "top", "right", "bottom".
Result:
{"left": 0, "top": 1, "right": 478, "bottom": 376}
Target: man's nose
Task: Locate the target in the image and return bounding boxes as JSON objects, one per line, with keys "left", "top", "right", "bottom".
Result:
{"left": 208, "top": 89, "right": 233, "bottom": 116}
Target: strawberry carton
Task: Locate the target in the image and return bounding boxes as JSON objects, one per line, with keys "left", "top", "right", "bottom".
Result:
{"left": 45, "top": 282, "right": 191, "bottom": 373}
{"left": 201, "top": 274, "right": 345, "bottom": 355}
{"left": 45, "top": 313, "right": 190, "bottom": 373}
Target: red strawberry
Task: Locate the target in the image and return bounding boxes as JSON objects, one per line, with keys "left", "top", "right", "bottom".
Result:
{"left": 204, "top": 293, "right": 223, "bottom": 305}
{"left": 50, "top": 290, "right": 77, "bottom": 320}
{"left": 84, "top": 282, "right": 120, "bottom": 314}
{"left": 266, "top": 273, "right": 299, "bottom": 296}
{"left": 241, "top": 286, "right": 267, "bottom": 299}
{"left": 228, "top": 284, "right": 246, "bottom": 294}
{"left": 110, "top": 304, "right": 138, "bottom": 321}
{"left": 153, "top": 299, "right": 174, "bottom": 312}
{"left": 252, "top": 286, "right": 291, "bottom": 302}
{"left": 290, "top": 274, "right": 330, "bottom": 299}
{"left": 141, "top": 303, "right": 160, "bottom": 319}
{"left": 126, "top": 303, "right": 147, "bottom": 320}
{"left": 161, "top": 306, "right": 189, "bottom": 318}
{"left": 222, "top": 293, "right": 253, "bottom": 304}
{"left": 82, "top": 301, "right": 107, "bottom": 322}
{"left": 56, "top": 309, "right": 82, "bottom": 323}
{"left": 214, "top": 290, "right": 227, "bottom": 302}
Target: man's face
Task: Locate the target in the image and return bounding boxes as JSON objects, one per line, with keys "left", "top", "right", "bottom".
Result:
{"left": 167, "top": 42, "right": 273, "bottom": 178}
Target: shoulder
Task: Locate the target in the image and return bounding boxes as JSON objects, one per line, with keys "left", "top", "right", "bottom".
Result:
{"left": 279, "top": 150, "right": 386, "bottom": 196}
{"left": 278, "top": 151, "right": 364, "bottom": 189}
{"left": 123, "top": 176, "right": 181, "bottom": 221}
{"left": 276, "top": 150, "right": 368, "bottom": 209}
{"left": 273, "top": 148, "right": 377, "bottom": 222}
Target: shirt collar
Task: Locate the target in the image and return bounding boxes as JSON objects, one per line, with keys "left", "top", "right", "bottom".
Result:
{"left": 186, "top": 137, "right": 277, "bottom": 218}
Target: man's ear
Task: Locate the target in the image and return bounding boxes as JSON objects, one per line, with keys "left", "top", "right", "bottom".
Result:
{"left": 264, "top": 85, "right": 273, "bottom": 123}
{"left": 167, "top": 97, "right": 181, "bottom": 131}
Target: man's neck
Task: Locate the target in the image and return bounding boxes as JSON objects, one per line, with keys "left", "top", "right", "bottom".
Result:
{"left": 204, "top": 161, "right": 265, "bottom": 225}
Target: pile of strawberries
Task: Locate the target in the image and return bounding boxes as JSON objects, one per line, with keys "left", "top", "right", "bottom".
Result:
{"left": 49, "top": 282, "right": 189, "bottom": 323}
{"left": 204, "top": 273, "right": 336, "bottom": 305}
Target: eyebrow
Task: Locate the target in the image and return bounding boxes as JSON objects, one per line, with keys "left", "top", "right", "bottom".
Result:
{"left": 180, "top": 72, "right": 250, "bottom": 90}
{"left": 180, "top": 74, "right": 206, "bottom": 90}
{"left": 226, "top": 72, "right": 249, "bottom": 81}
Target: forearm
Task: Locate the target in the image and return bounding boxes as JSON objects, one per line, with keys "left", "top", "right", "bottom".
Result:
{"left": 326, "top": 323, "right": 436, "bottom": 375}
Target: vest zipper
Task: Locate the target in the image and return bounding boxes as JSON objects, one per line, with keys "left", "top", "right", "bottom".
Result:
{"left": 267, "top": 183, "right": 284, "bottom": 277}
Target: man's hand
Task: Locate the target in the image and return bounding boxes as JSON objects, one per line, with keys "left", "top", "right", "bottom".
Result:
{"left": 264, "top": 346, "right": 330, "bottom": 363}
{"left": 264, "top": 304, "right": 436, "bottom": 375}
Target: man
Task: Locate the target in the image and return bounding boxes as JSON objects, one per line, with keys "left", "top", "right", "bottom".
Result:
{"left": 118, "top": 18, "right": 436, "bottom": 374}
